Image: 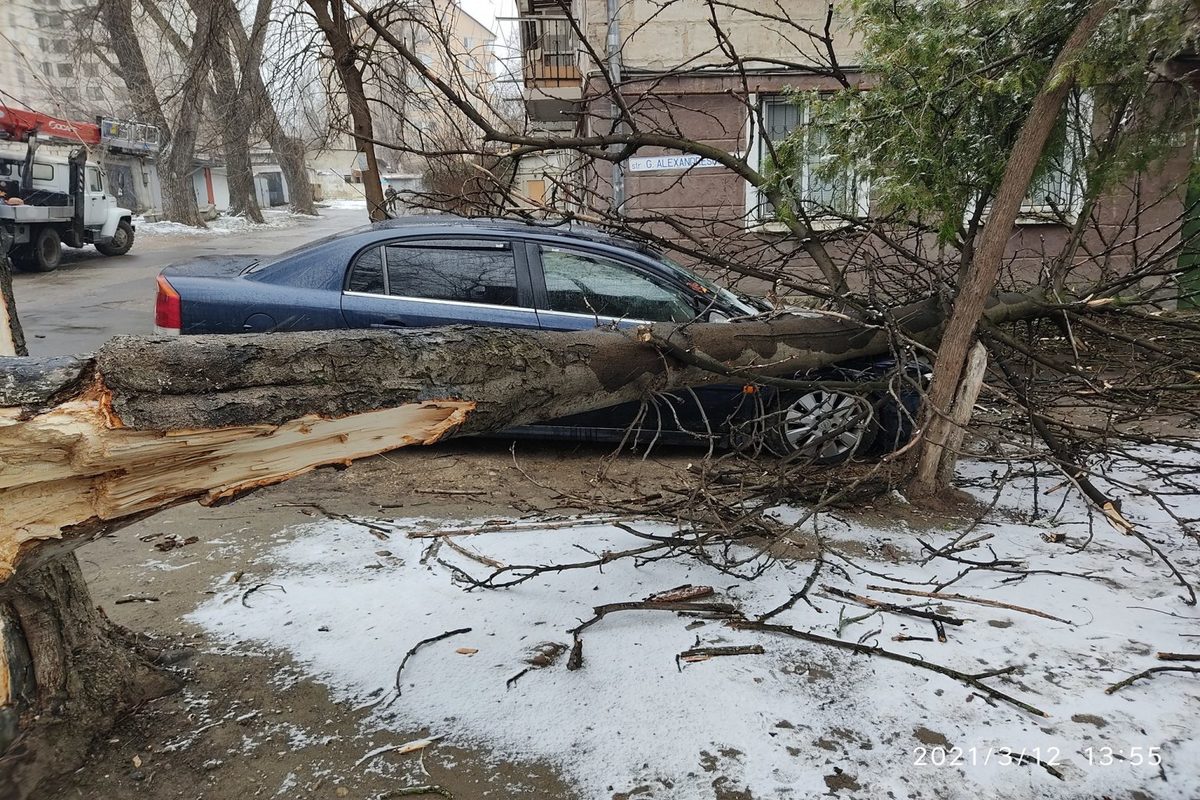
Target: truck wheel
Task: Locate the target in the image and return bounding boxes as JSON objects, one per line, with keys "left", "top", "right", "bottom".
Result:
{"left": 25, "top": 227, "right": 62, "bottom": 272}
{"left": 95, "top": 219, "right": 134, "bottom": 257}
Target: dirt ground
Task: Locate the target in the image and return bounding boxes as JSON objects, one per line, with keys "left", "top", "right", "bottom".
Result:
{"left": 43, "top": 438, "right": 769, "bottom": 800}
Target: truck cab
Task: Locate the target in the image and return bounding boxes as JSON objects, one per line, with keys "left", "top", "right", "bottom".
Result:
{"left": 0, "top": 131, "right": 135, "bottom": 272}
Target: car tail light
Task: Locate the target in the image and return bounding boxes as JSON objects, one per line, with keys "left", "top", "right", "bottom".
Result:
{"left": 154, "top": 274, "right": 181, "bottom": 335}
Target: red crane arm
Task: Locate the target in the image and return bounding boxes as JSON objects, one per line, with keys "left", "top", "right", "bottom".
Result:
{"left": 0, "top": 105, "right": 101, "bottom": 146}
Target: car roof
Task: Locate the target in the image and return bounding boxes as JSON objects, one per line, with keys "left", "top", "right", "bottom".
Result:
{"left": 339, "top": 214, "right": 661, "bottom": 255}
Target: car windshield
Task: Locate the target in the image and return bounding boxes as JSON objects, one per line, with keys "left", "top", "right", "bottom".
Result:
{"left": 652, "top": 252, "right": 762, "bottom": 316}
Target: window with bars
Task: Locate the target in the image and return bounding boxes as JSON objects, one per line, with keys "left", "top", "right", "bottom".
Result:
{"left": 1020, "top": 93, "right": 1090, "bottom": 219}
{"left": 753, "top": 96, "right": 862, "bottom": 223}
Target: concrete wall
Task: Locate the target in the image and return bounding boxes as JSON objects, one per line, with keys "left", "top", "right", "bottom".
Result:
{"left": 578, "top": 0, "right": 859, "bottom": 73}
{"left": 307, "top": 147, "right": 378, "bottom": 201}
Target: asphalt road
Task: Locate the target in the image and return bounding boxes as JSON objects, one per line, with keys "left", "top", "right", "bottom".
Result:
{"left": 9, "top": 206, "right": 365, "bottom": 357}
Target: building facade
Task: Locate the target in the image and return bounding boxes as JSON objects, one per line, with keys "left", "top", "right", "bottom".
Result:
{"left": 515, "top": 0, "right": 1196, "bottom": 300}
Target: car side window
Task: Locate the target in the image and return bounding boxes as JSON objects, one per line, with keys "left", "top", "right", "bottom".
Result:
{"left": 347, "top": 246, "right": 385, "bottom": 294}
{"left": 386, "top": 240, "right": 519, "bottom": 306}
{"left": 87, "top": 167, "right": 103, "bottom": 192}
{"left": 540, "top": 247, "right": 696, "bottom": 322}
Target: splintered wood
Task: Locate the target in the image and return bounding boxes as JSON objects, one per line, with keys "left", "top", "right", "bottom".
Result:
{"left": 0, "top": 393, "right": 474, "bottom": 581}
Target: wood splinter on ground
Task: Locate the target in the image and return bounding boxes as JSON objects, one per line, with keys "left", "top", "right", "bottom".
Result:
{"left": 0, "top": 389, "right": 474, "bottom": 583}
{"left": 676, "top": 645, "right": 766, "bottom": 668}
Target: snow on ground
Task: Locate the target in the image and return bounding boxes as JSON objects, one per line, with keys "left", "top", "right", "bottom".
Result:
{"left": 135, "top": 208, "right": 304, "bottom": 237}
{"left": 318, "top": 198, "right": 369, "bottom": 210}
{"left": 189, "top": 454, "right": 1200, "bottom": 799}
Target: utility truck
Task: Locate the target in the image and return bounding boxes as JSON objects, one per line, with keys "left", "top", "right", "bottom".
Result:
{"left": 0, "top": 106, "right": 134, "bottom": 272}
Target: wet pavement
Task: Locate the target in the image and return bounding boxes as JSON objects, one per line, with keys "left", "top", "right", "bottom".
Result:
{"left": 9, "top": 206, "right": 365, "bottom": 357}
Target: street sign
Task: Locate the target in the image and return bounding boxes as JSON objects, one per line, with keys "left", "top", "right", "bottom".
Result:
{"left": 626, "top": 153, "right": 732, "bottom": 173}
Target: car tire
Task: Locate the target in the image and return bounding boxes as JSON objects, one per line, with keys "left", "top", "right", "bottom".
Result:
{"left": 23, "top": 227, "right": 62, "bottom": 272}
{"left": 766, "top": 390, "right": 877, "bottom": 464}
{"left": 95, "top": 219, "right": 134, "bottom": 256}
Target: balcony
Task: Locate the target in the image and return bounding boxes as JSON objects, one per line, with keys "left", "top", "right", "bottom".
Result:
{"left": 519, "top": 16, "right": 581, "bottom": 124}
{"left": 99, "top": 118, "right": 161, "bottom": 155}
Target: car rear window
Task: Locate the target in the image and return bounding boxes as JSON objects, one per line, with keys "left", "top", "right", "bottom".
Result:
{"left": 385, "top": 240, "right": 519, "bottom": 306}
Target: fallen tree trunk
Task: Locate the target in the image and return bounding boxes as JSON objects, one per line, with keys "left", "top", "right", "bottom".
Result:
{"left": 0, "top": 291, "right": 1044, "bottom": 798}
{"left": 1, "top": 291, "right": 1044, "bottom": 586}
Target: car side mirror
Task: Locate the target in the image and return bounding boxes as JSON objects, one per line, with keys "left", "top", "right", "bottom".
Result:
{"left": 707, "top": 310, "right": 732, "bottom": 323}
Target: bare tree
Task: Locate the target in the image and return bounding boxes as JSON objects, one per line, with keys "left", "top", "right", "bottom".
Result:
{"left": 328, "top": 0, "right": 1198, "bottom": 497}
{"left": 96, "top": 0, "right": 222, "bottom": 226}
{"left": 304, "top": 0, "right": 389, "bottom": 220}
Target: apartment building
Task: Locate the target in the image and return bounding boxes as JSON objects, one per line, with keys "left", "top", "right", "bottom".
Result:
{"left": 0, "top": 0, "right": 130, "bottom": 119}
{"left": 0, "top": 0, "right": 168, "bottom": 214}
{"left": 514, "top": 0, "right": 1196, "bottom": 298}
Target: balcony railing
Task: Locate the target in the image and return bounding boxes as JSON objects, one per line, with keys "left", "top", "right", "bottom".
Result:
{"left": 99, "top": 118, "right": 161, "bottom": 154}
{"left": 519, "top": 17, "right": 580, "bottom": 85}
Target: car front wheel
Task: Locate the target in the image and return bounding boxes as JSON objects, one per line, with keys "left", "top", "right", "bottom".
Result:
{"left": 767, "top": 390, "right": 877, "bottom": 463}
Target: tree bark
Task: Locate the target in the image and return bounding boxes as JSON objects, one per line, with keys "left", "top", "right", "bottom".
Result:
{"left": 269, "top": 132, "right": 318, "bottom": 215}
{"left": 224, "top": 0, "right": 319, "bottom": 216}
{"left": 0, "top": 558, "right": 177, "bottom": 800}
{"left": 307, "top": 0, "right": 389, "bottom": 222}
{"left": 159, "top": 3, "right": 218, "bottom": 227}
{"left": 209, "top": 33, "right": 265, "bottom": 222}
{"left": 930, "top": 341, "right": 988, "bottom": 490}
{"left": 909, "top": 0, "right": 1114, "bottom": 498}
{"left": 0, "top": 254, "right": 25, "bottom": 358}
{"left": 1, "top": 233, "right": 173, "bottom": 800}
{"left": 102, "top": 0, "right": 209, "bottom": 226}
{"left": 0, "top": 291, "right": 1044, "bottom": 584}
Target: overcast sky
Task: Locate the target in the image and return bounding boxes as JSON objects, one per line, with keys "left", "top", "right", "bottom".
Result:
{"left": 458, "top": 0, "right": 516, "bottom": 38}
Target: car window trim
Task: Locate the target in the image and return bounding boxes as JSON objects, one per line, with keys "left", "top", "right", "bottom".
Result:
{"left": 534, "top": 308, "right": 654, "bottom": 325}
{"left": 342, "top": 290, "right": 539, "bottom": 315}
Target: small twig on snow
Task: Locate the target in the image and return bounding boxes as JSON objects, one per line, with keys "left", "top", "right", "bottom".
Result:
{"left": 393, "top": 628, "right": 472, "bottom": 698}
{"left": 1105, "top": 666, "right": 1200, "bottom": 694}
{"left": 241, "top": 583, "right": 285, "bottom": 608}
{"left": 730, "top": 619, "right": 1047, "bottom": 717}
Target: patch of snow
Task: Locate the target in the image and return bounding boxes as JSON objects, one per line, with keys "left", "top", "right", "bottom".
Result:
{"left": 134, "top": 208, "right": 302, "bottom": 237}
{"left": 275, "top": 772, "right": 298, "bottom": 795}
{"left": 318, "top": 198, "right": 369, "bottom": 211}
{"left": 188, "top": 454, "right": 1200, "bottom": 799}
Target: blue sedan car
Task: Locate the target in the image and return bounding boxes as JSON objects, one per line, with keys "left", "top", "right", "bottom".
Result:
{"left": 154, "top": 216, "right": 920, "bottom": 462}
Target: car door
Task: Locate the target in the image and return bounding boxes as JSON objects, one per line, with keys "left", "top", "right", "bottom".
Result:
{"left": 340, "top": 237, "right": 539, "bottom": 330}
{"left": 526, "top": 242, "right": 736, "bottom": 439}
{"left": 529, "top": 243, "right": 698, "bottom": 331}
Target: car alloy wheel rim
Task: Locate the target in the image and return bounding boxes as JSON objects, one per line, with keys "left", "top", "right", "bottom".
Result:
{"left": 781, "top": 390, "right": 870, "bottom": 460}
